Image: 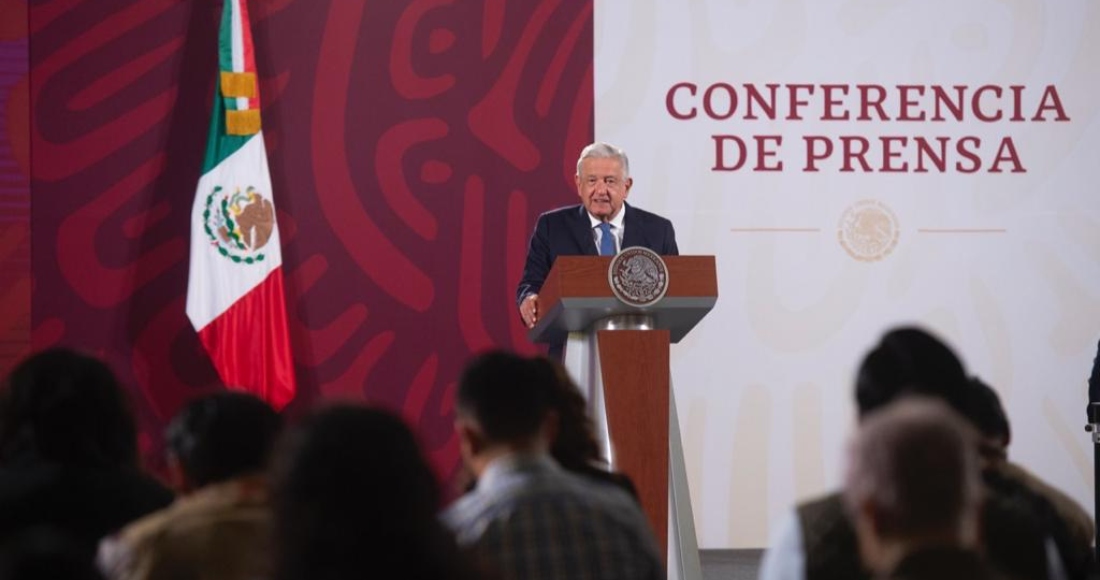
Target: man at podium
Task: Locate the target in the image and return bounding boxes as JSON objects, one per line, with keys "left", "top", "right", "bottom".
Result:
{"left": 516, "top": 142, "right": 679, "bottom": 331}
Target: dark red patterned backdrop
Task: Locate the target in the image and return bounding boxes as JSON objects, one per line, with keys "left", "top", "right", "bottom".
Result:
{"left": 28, "top": 0, "right": 592, "bottom": 483}
{"left": 0, "top": 0, "right": 30, "bottom": 377}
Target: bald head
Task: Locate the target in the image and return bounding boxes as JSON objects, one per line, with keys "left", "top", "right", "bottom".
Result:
{"left": 845, "top": 397, "right": 981, "bottom": 543}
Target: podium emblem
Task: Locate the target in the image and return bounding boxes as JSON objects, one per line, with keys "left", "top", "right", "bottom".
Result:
{"left": 608, "top": 247, "right": 669, "bottom": 307}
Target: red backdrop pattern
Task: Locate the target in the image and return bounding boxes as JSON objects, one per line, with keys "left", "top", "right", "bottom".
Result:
{"left": 0, "top": 0, "right": 30, "bottom": 377}
{"left": 28, "top": 0, "right": 593, "bottom": 483}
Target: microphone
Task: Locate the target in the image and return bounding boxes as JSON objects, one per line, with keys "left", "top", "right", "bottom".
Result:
{"left": 1085, "top": 403, "right": 1100, "bottom": 443}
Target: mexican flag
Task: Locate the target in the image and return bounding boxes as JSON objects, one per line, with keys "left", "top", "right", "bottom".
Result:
{"left": 185, "top": 0, "right": 296, "bottom": 409}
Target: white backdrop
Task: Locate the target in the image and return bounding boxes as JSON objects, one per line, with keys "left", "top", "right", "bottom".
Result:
{"left": 594, "top": 0, "right": 1100, "bottom": 549}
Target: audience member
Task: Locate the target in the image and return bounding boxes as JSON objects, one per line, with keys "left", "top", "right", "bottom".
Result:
{"left": 853, "top": 327, "right": 970, "bottom": 416}
{"left": 960, "top": 376, "right": 1012, "bottom": 460}
{"left": 97, "top": 392, "right": 281, "bottom": 580}
{"left": 0, "top": 349, "right": 172, "bottom": 559}
{"left": 0, "top": 527, "right": 105, "bottom": 580}
{"left": 759, "top": 326, "right": 1075, "bottom": 580}
{"left": 443, "top": 351, "right": 663, "bottom": 580}
{"left": 844, "top": 397, "right": 995, "bottom": 580}
{"left": 502, "top": 356, "right": 637, "bottom": 498}
{"left": 962, "top": 377, "right": 1094, "bottom": 578}
{"left": 457, "top": 357, "right": 638, "bottom": 499}
{"left": 272, "top": 404, "right": 481, "bottom": 580}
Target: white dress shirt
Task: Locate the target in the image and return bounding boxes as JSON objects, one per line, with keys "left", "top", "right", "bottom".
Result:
{"left": 587, "top": 207, "right": 626, "bottom": 254}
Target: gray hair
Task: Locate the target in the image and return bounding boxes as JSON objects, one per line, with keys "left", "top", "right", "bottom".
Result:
{"left": 844, "top": 397, "right": 982, "bottom": 540}
{"left": 576, "top": 142, "right": 630, "bottom": 178}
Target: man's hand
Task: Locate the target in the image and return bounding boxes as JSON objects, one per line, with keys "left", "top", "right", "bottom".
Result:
{"left": 519, "top": 294, "right": 539, "bottom": 329}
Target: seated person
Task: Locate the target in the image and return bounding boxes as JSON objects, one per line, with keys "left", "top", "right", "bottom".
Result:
{"left": 0, "top": 527, "right": 106, "bottom": 580}
{"left": 98, "top": 392, "right": 281, "bottom": 580}
{"left": 535, "top": 356, "right": 638, "bottom": 499}
{"left": 0, "top": 349, "right": 173, "bottom": 560}
{"left": 458, "top": 356, "right": 638, "bottom": 500}
{"left": 271, "top": 404, "right": 482, "bottom": 580}
{"left": 844, "top": 397, "right": 997, "bottom": 580}
{"left": 443, "top": 351, "right": 663, "bottom": 580}
{"left": 962, "top": 377, "right": 1094, "bottom": 578}
{"left": 760, "top": 327, "right": 1075, "bottom": 580}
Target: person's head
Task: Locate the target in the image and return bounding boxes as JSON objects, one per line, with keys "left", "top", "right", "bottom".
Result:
{"left": 958, "top": 376, "right": 1011, "bottom": 456}
{"left": 164, "top": 391, "right": 281, "bottom": 492}
{"left": 455, "top": 351, "right": 557, "bottom": 474}
{"left": 575, "top": 142, "right": 632, "bottom": 221}
{"left": 529, "top": 356, "right": 604, "bottom": 472}
{"left": 855, "top": 326, "right": 969, "bottom": 419}
{"left": 844, "top": 397, "right": 982, "bottom": 573}
{"left": 272, "top": 405, "right": 456, "bottom": 580}
{"left": 0, "top": 348, "right": 137, "bottom": 469}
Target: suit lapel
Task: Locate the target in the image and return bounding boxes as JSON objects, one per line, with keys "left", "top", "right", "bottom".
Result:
{"left": 621, "top": 203, "right": 645, "bottom": 249}
{"left": 570, "top": 205, "right": 598, "bottom": 255}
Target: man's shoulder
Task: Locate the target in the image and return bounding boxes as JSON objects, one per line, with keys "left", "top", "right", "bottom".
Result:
{"left": 447, "top": 470, "right": 662, "bottom": 578}
{"left": 536, "top": 204, "right": 584, "bottom": 223}
{"left": 794, "top": 491, "right": 853, "bottom": 545}
{"left": 445, "top": 467, "right": 641, "bottom": 529}
{"left": 111, "top": 503, "right": 175, "bottom": 549}
{"left": 794, "top": 490, "right": 866, "bottom": 580}
{"left": 446, "top": 470, "right": 655, "bottom": 559}
{"left": 625, "top": 203, "right": 674, "bottom": 227}
{"left": 116, "top": 479, "right": 269, "bottom": 548}
{"left": 99, "top": 481, "right": 271, "bottom": 580}
{"left": 795, "top": 490, "right": 848, "bottom": 535}
{"left": 444, "top": 468, "right": 564, "bottom": 524}
{"left": 441, "top": 488, "right": 488, "bottom": 528}
{"left": 797, "top": 491, "right": 844, "bottom": 515}
{"left": 98, "top": 501, "right": 177, "bottom": 578}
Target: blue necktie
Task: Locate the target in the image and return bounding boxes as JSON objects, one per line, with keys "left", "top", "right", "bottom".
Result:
{"left": 598, "top": 222, "right": 615, "bottom": 256}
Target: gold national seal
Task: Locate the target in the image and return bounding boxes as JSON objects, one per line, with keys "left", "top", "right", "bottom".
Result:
{"left": 837, "top": 199, "right": 899, "bottom": 262}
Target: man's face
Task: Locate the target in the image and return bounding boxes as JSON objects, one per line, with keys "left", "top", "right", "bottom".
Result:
{"left": 575, "top": 157, "right": 631, "bottom": 220}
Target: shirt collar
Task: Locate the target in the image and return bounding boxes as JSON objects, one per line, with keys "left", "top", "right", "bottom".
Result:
{"left": 587, "top": 204, "right": 627, "bottom": 230}
{"left": 477, "top": 452, "right": 559, "bottom": 490}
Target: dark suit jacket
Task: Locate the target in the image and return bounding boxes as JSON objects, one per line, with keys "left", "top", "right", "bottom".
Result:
{"left": 516, "top": 203, "right": 679, "bottom": 306}
{"left": 1089, "top": 339, "right": 1100, "bottom": 420}
{"left": 0, "top": 462, "right": 174, "bottom": 559}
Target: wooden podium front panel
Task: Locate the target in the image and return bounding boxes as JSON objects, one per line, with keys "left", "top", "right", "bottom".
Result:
{"left": 597, "top": 329, "right": 670, "bottom": 557}
{"left": 540, "top": 255, "right": 718, "bottom": 305}
{"left": 665, "top": 255, "right": 719, "bottom": 297}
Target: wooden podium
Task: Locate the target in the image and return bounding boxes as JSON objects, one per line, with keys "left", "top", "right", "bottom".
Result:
{"left": 529, "top": 255, "right": 717, "bottom": 580}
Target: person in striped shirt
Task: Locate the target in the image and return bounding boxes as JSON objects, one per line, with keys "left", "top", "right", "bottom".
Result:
{"left": 443, "top": 351, "right": 664, "bottom": 580}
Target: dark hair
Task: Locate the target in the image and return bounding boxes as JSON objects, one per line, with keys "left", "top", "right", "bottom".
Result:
{"left": 272, "top": 405, "right": 476, "bottom": 580}
{"left": 530, "top": 357, "right": 639, "bottom": 499}
{"left": 165, "top": 392, "right": 281, "bottom": 488}
{"left": 0, "top": 349, "right": 137, "bottom": 468}
{"left": 959, "top": 376, "right": 1011, "bottom": 445}
{"left": 530, "top": 357, "right": 603, "bottom": 471}
{"left": 855, "top": 327, "right": 969, "bottom": 418}
{"left": 456, "top": 351, "right": 554, "bottom": 444}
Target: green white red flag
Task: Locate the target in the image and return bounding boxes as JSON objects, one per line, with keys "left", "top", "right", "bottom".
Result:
{"left": 185, "top": 0, "right": 295, "bottom": 408}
